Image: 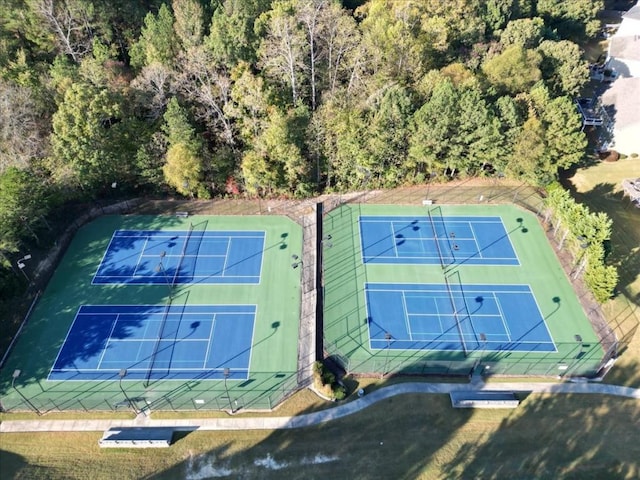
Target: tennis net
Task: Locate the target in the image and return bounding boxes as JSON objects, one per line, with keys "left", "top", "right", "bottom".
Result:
{"left": 172, "top": 222, "right": 194, "bottom": 286}
{"left": 427, "top": 208, "right": 446, "bottom": 269}
{"left": 145, "top": 298, "right": 172, "bottom": 386}
{"left": 444, "top": 275, "right": 468, "bottom": 355}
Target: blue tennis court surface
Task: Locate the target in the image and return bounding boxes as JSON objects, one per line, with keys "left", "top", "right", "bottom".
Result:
{"left": 93, "top": 230, "right": 265, "bottom": 284}
{"left": 49, "top": 304, "right": 255, "bottom": 381}
{"left": 366, "top": 283, "right": 555, "bottom": 353}
{"left": 360, "top": 215, "right": 519, "bottom": 266}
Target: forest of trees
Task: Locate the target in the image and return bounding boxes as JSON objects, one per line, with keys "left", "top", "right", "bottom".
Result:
{"left": 0, "top": 0, "right": 605, "bottom": 295}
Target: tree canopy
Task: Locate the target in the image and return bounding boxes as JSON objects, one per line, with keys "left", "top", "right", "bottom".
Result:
{"left": 0, "top": 0, "right": 605, "bottom": 293}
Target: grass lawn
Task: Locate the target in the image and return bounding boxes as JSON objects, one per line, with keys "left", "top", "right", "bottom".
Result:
{"left": 2, "top": 391, "right": 639, "bottom": 479}
{"left": 564, "top": 156, "right": 640, "bottom": 387}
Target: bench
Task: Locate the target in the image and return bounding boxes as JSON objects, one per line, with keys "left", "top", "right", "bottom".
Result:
{"left": 175, "top": 211, "right": 189, "bottom": 218}
{"left": 99, "top": 427, "right": 175, "bottom": 448}
{"left": 450, "top": 391, "right": 520, "bottom": 409}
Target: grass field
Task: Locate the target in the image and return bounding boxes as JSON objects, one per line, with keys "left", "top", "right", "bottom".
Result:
{"left": 0, "top": 215, "right": 303, "bottom": 412}
{"left": 2, "top": 386, "right": 639, "bottom": 479}
{"left": 564, "top": 157, "right": 640, "bottom": 387}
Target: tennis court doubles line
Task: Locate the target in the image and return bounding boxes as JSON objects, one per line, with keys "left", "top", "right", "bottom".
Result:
{"left": 49, "top": 305, "right": 256, "bottom": 381}
{"left": 366, "top": 283, "right": 556, "bottom": 353}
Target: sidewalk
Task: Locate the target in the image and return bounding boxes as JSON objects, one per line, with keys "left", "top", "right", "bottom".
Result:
{"left": 1, "top": 381, "right": 638, "bottom": 433}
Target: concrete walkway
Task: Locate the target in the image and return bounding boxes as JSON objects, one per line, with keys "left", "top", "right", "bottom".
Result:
{"left": 1, "top": 381, "right": 638, "bottom": 433}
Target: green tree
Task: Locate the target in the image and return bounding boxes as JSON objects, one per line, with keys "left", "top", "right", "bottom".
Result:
{"left": 242, "top": 105, "right": 311, "bottom": 195}
{"left": 482, "top": 0, "right": 514, "bottom": 35}
{"left": 206, "top": 0, "right": 272, "bottom": 66}
{"left": 0, "top": 167, "right": 49, "bottom": 248}
{"left": 528, "top": 84, "right": 587, "bottom": 169}
{"left": 315, "top": 95, "right": 368, "bottom": 190}
{"left": 365, "top": 85, "right": 414, "bottom": 185}
{"left": 129, "top": 4, "right": 177, "bottom": 68}
{"left": 163, "top": 142, "right": 203, "bottom": 197}
{"left": 482, "top": 44, "right": 542, "bottom": 95}
{"left": 536, "top": 0, "right": 603, "bottom": 40}
{"left": 358, "top": 0, "right": 438, "bottom": 85}
{"left": 172, "top": 0, "right": 204, "bottom": 50}
{"left": 161, "top": 97, "right": 208, "bottom": 197}
{"left": 538, "top": 39, "right": 589, "bottom": 96}
{"left": 499, "top": 17, "right": 545, "bottom": 48}
{"left": 505, "top": 115, "right": 547, "bottom": 184}
{"left": 50, "top": 82, "right": 134, "bottom": 191}
{"left": 408, "top": 78, "right": 503, "bottom": 179}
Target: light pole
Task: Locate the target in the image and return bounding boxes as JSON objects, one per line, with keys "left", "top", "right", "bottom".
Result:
{"left": 478, "top": 333, "right": 487, "bottom": 373}
{"left": 17, "top": 254, "right": 32, "bottom": 281}
{"left": 11, "top": 369, "right": 41, "bottom": 415}
{"left": 223, "top": 368, "right": 234, "bottom": 413}
{"left": 570, "top": 334, "right": 583, "bottom": 376}
{"left": 155, "top": 251, "right": 172, "bottom": 298}
{"left": 118, "top": 369, "right": 137, "bottom": 414}
{"left": 291, "top": 254, "right": 303, "bottom": 269}
{"left": 382, "top": 332, "right": 392, "bottom": 379}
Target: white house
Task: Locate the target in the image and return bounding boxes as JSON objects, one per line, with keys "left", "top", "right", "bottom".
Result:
{"left": 607, "top": 4, "right": 640, "bottom": 77}
{"left": 601, "top": 2, "right": 640, "bottom": 155}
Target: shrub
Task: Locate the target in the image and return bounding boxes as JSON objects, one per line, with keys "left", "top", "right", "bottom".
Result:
{"left": 313, "top": 360, "right": 347, "bottom": 401}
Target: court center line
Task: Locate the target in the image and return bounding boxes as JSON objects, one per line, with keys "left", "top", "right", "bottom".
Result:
{"left": 202, "top": 313, "right": 217, "bottom": 369}
{"left": 390, "top": 222, "right": 400, "bottom": 258}
{"left": 468, "top": 222, "right": 483, "bottom": 259}
{"left": 401, "top": 291, "right": 412, "bottom": 341}
{"left": 492, "top": 292, "right": 513, "bottom": 341}
{"left": 433, "top": 295, "right": 444, "bottom": 335}
{"left": 96, "top": 313, "right": 120, "bottom": 370}
{"left": 221, "top": 237, "right": 232, "bottom": 277}
{"left": 132, "top": 236, "right": 150, "bottom": 277}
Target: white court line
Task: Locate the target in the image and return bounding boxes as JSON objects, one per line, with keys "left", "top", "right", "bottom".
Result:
{"left": 48, "top": 307, "right": 85, "bottom": 378}
{"left": 492, "top": 292, "right": 512, "bottom": 341}
{"left": 434, "top": 295, "right": 444, "bottom": 335}
{"left": 390, "top": 222, "right": 400, "bottom": 257}
{"left": 132, "top": 236, "right": 150, "bottom": 277}
{"left": 91, "top": 231, "right": 119, "bottom": 284}
{"left": 96, "top": 314, "right": 120, "bottom": 370}
{"left": 202, "top": 314, "right": 217, "bottom": 369}
{"left": 221, "top": 237, "right": 232, "bottom": 277}
{"left": 401, "top": 291, "right": 412, "bottom": 341}
{"left": 468, "top": 222, "right": 483, "bottom": 258}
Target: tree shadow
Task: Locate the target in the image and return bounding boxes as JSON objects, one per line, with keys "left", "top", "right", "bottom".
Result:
{"left": 439, "top": 359, "right": 640, "bottom": 479}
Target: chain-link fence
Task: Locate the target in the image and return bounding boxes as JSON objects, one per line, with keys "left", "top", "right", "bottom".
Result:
{"left": 320, "top": 180, "right": 636, "bottom": 378}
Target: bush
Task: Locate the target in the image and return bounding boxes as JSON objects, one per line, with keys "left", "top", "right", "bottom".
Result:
{"left": 598, "top": 150, "right": 619, "bottom": 162}
{"left": 630, "top": 153, "right": 638, "bottom": 158}
{"left": 313, "top": 361, "right": 347, "bottom": 401}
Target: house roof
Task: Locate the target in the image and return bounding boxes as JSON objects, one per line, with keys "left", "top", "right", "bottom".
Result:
{"left": 609, "top": 36, "right": 640, "bottom": 61}
{"left": 600, "top": 77, "right": 640, "bottom": 154}
{"left": 622, "top": 3, "right": 640, "bottom": 21}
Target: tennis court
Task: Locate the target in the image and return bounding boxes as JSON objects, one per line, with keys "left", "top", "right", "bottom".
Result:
{"left": 49, "top": 304, "right": 255, "bottom": 381}
{"left": 93, "top": 229, "right": 265, "bottom": 284}
{"left": 359, "top": 214, "right": 519, "bottom": 266}
{"left": 1, "top": 214, "right": 302, "bottom": 412}
{"left": 323, "top": 203, "right": 603, "bottom": 377}
{"left": 366, "top": 283, "right": 555, "bottom": 353}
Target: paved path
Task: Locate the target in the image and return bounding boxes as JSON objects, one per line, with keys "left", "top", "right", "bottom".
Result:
{"left": 1, "top": 381, "right": 638, "bottom": 433}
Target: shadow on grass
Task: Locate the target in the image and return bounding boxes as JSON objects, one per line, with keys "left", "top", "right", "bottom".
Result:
{"left": 150, "top": 383, "right": 474, "bottom": 480}
{"left": 439, "top": 359, "right": 640, "bottom": 479}
{"left": 149, "top": 360, "right": 640, "bottom": 479}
